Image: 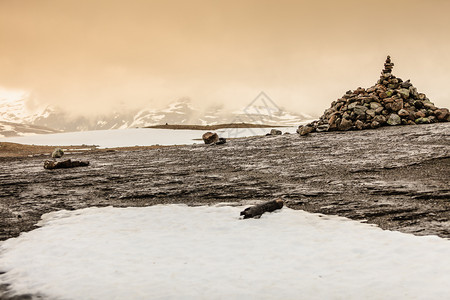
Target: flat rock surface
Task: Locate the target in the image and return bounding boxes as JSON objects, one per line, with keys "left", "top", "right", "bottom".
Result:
{"left": 0, "top": 123, "right": 449, "bottom": 241}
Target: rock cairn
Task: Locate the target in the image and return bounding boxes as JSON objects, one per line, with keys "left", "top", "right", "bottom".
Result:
{"left": 297, "top": 56, "right": 450, "bottom": 135}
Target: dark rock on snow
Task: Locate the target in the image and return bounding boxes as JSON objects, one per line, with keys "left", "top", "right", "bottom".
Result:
{"left": 240, "top": 199, "right": 284, "bottom": 219}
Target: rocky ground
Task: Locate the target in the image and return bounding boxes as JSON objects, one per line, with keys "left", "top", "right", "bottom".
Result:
{"left": 0, "top": 123, "right": 449, "bottom": 243}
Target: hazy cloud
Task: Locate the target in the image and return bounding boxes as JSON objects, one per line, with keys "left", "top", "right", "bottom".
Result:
{"left": 1, "top": 0, "right": 449, "bottom": 118}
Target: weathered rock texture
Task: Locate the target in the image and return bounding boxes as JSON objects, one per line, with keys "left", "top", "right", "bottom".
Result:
{"left": 298, "top": 56, "right": 450, "bottom": 134}
{"left": 1, "top": 123, "right": 449, "bottom": 243}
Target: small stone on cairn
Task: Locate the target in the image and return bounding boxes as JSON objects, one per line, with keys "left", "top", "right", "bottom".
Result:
{"left": 297, "top": 56, "right": 449, "bottom": 135}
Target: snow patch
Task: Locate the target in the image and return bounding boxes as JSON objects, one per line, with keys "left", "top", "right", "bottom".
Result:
{"left": 0, "top": 205, "right": 449, "bottom": 300}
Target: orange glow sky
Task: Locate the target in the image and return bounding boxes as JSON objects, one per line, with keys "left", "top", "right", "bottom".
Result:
{"left": 1, "top": 0, "right": 449, "bottom": 117}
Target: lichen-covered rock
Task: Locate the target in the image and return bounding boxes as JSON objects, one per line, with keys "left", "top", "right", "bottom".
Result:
{"left": 415, "top": 117, "right": 431, "bottom": 124}
{"left": 51, "top": 148, "right": 64, "bottom": 159}
{"left": 387, "top": 114, "right": 402, "bottom": 126}
{"left": 297, "top": 56, "right": 449, "bottom": 135}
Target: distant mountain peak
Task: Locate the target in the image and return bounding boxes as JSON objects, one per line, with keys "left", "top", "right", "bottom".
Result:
{"left": 0, "top": 97, "right": 312, "bottom": 133}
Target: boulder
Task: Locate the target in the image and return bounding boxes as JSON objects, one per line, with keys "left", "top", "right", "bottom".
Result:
{"left": 397, "top": 88, "right": 410, "bottom": 99}
{"left": 373, "top": 115, "right": 386, "bottom": 124}
{"left": 391, "top": 99, "right": 404, "bottom": 112}
{"left": 387, "top": 114, "right": 401, "bottom": 126}
{"left": 299, "top": 125, "right": 315, "bottom": 136}
{"left": 435, "top": 108, "right": 449, "bottom": 121}
{"left": 398, "top": 109, "right": 410, "bottom": 117}
{"left": 202, "top": 132, "right": 219, "bottom": 144}
{"left": 51, "top": 148, "right": 64, "bottom": 159}
{"left": 338, "top": 118, "right": 353, "bottom": 131}
{"left": 370, "top": 102, "right": 382, "bottom": 110}
{"left": 371, "top": 121, "right": 380, "bottom": 129}
{"left": 269, "top": 129, "right": 282, "bottom": 136}
{"left": 355, "top": 120, "right": 364, "bottom": 130}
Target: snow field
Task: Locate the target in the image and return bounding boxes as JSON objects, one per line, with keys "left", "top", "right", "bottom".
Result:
{"left": 0, "top": 205, "right": 449, "bottom": 300}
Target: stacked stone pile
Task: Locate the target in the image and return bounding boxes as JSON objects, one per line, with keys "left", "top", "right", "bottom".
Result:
{"left": 297, "top": 56, "right": 450, "bottom": 135}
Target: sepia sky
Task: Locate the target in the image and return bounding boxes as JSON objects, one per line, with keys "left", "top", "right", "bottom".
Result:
{"left": 1, "top": 0, "right": 449, "bottom": 117}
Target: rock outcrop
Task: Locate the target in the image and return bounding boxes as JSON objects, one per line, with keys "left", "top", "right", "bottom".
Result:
{"left": 298, "top": 56, "right": 450, "bottom": 134}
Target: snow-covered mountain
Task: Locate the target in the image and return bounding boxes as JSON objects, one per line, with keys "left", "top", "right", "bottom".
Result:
{"left": 1, "top": 96, "right": 313, "bottom": 134}
{"left": 0, "top": 95, "right": 61, "bottom": 137}
{"left": 0, "top": 121, "right": 60, "bottom": 138}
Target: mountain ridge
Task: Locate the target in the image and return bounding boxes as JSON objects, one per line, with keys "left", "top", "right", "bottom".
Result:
{"left": 1, "top": 97, "right": 313, "bottom": 136}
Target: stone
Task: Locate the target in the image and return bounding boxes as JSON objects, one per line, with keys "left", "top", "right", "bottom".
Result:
{"left": 415, "top": 111, "right": 426, "bottom": 119}
{"left": 202, "top": 132, "right": 219, "bottom": 144}
{"left": 299, "top": 126, "right": 315, "bottom": 136}
{"left": 435, "top": 108, "right": 449, "bottom": 121}
{"left": 353, "top": 105, "right": 368, "bottom": 117}
{"left": 270, "top": 129, "right": 282, "bottom": 136}
{"left": 355, "top": 120, "right": 364, "bottom": 130}
{"left": 348, "top": 102, "right": 360, "bottom": 110}
{"left": 414, "top": 101, "right": 424, "bottom": 109}
{"left": 51, "top": 148, "right": 64, "bottom": 159}
{"left": 387, "top": 114, "right": 401, "bottom": 126}
{"left": 401, "top": 80, "right": 412, "bottom": 88}
{"left": 366, "top": 109, "right": 376, "bottom": 118}
{"left": 391, "top": 99, "right": 404, "bottom": 112}
{"left": 316, "top": 124, "right": 330, "bottom": 132}
{"left": 370, "top": 121, "right": 380, "bottom": 129}
{"left": 415, "top": 117, "right": 430, "bottom": 124}
{"left": 338, "top": 118, "right": 353, "bottom": 131}
{"left": 423, "top": 102, "right": 437, "bottom": 110}
{"left": 398, "top": 109, "right": 410, "bottom": 117}
{"left": 370, "top": 102, "right": 382, "bottom": 110}
{"left": 375, "top": 107, "right": 384, "bottom": 114}
{"left": 374, "top": 115, "right": 386, "bottom": 124}
{"left": 397, "top": 88, "right": 410, "bottom": 99}
{"left": 328, "top": 114, "right": 338, "bottom": 126}
{"left": 215, "top": 138, "right": 227, "bottom": 145}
